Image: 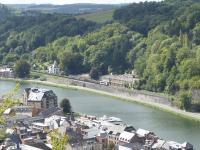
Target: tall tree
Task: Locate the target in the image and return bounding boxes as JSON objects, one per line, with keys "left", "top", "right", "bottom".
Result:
{"left": 14, "top": 60, "right": 31, "bottom": 78}
{"left": 60, "top": 98, "right": 72, "bottom": 114}
{"left": 49, "top": 129, "right": 69, "bottom": 150}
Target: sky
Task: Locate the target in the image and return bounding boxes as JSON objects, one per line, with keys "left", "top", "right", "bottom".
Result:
{"left": 0, "top": 0, "right": 160, "bottom": 5}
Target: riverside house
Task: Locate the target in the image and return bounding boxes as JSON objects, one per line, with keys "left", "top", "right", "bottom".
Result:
{"left": 0, "top": 67, "right": 14, "bottom": 78}
{"left": 48, "top": 60, "right": 60, "bottom": 75}
{"left": 23, "top": 88, "right": 58, "bottom": 112}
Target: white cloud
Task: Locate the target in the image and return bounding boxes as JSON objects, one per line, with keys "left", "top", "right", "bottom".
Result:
{"left": 0, "top": 0, "right": 160, "bottom": 5}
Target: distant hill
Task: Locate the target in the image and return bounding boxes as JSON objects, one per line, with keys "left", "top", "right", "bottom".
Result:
{"left": 113, "top": 0, "right": 200, "bottom": 35}
{"left": 7, "top": 3, "right": 122, "bottom": 14}
{"left": 76, "top": 9, "right": 114, "bottom": 23}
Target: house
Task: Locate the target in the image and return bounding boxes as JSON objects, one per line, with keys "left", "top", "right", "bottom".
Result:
{"left": 13, "top": 106, "right": 33, "bottom": 117}
{"left": 106, "top": 124, "right": 126, "bottom": 146}
{"left": 0, "top": 67, "right": 14, "bottom": 78}
{"left": 3, "top": 106, "right": 33, "bottom": 117}
{"left": 23, "top": 88, "right": 58, "bottom": 111}
{"left": 44, "top": 115, "right": 69, "bottom": 130}
{"left": 31, "top": 122, "right": 50, "bottom": 133}
{"left": 152, "top": 139, "right": 166, "bottom": 149}
{"left": 2, "top": 143, "right": 51, "bottom": 150}
{"left": 14, "top": 122, "right": 31, "bottom": 139}
{"left": 118, "top": 142, "right": 144, "bottom": 150}
{"left": 160, "top": 141, "right": 182, "bottom": 150}
{"left": 81, "top": 127, "right": 100, "bottom": 140}
{"left": 181, "top": 142, "right": 193, "bottom": 150}
{"left": 6, "top": 115, "right": 44, "bottom": 128}
{"left": 38, "top": 107, "right": 63, "bottom": 118}
{"left": 48, "top": 60, "right": 60, "bottom": 75}
{"left": 96, "top": 130, "right": 108, "bottom": 148}
{"left": 65, "top": 127, "right": 102, "bottom": 150}
{"left": 6, "top": 115, "right": 32, "bottom": 128}
{"left": 66, "top": 141, "right": 103, "bottom": 150}
{"left": 119, "top": 131, "right": 136, "bottom": 143}
{"left": 118, "top": 131, "right": 143, "bottom": 150}
{"left": 136, "top": 128, "right": 156, "bottom": 138}
{"left": 32, "top": 115, "right": 70, "bottom": 134}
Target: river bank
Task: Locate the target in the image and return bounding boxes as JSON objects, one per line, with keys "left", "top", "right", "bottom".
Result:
{"left": 1, "top": 77, "right": 200, "bottom": 122}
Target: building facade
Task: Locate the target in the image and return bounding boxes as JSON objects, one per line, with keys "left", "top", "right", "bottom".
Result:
{"left": 23, "top": 88, "right": 58, "bottom": 111}
{"left": 0, "top": 67, "right": 14, "bottom": 78}
{"left": 48, "top": 61, "right": 60, "bottom": 75}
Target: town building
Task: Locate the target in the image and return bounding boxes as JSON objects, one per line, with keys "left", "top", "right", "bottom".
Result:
{"left": 81, "top": 127, "right": 100, "bottom": 140}
{"left": 96, "top": 130, "right": 108, "bottom": 148}
{"left": 38, "top": 107, "right": 63, "bottom": 118}
{"left": 106, "top": 125, "right": 126, "bottom": 145}
{"left": 14, "top": 106, "right": 33, "bottom": 117}
{"left": 118, "top": 131, "right": 144, "bottom": 150}
{"left": 66, "top": 140, "right": 103, "bottom": 150}
{"left": 0, "top": 67, "right": 14, "bottom": 78}
{"left": 23, "top": 88, "right": 58, "bottom": 111}
{"left": 31, "top": 115, "right": 70, "bottom": 134}
{"left": 1, "top": 102, "right": 195, "bottom": 150}
{"left": 48, "top": 61, "right": 60, "bottom": 75}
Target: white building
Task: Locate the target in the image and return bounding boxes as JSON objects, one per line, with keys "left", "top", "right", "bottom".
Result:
{"left": 82, "top": 127, "right": 100, "bottom": 140}
{"left": 31, "top": 115, "right": 69, "bottom": 132}
{"left": 136, "top": 128, "right": 150, "bottom": 138}
{"left": 119, "top": 131, "right": 136, "bottom": 143}
{"left": 48, "top": 61, "right": 60, "bottom": 75}
{"left": 0, "top": 67, "right": 14, "bottom": 78}
{"left": 118, "top": 131, "right": 144, "bottom": 150}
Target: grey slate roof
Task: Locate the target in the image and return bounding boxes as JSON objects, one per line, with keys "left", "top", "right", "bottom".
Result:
{"left": 39, "top": 107, "right": 63, "bottom": 117}
{"left": 27, "top": 88, "right": 51, "bottom": 102}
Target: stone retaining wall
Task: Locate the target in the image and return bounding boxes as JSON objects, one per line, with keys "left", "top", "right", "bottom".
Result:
{"left": 57, "top": 76, "right": 172, "bottom": 106}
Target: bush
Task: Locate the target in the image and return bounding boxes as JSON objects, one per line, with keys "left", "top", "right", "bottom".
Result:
{"left": 178, "top": 91, "right": 192, "bottom": 111}
{"left": 40, "top": 76, "right": 47, "bottom": 81}
{"left": 89, "top": 67, "right": 99, "bottom": 80}
{"left": 108, "top": 141, "right": 115, "bottom": 149}
{"left": 31, "top": 74, "right": 40, "bottom": 79}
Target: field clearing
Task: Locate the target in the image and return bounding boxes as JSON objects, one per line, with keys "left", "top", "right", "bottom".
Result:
{"left": 76, "top": 9, "right": 114, "bottom": 23}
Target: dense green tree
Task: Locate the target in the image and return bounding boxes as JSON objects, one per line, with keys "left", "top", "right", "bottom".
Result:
{"left": 193, "top": 23, "right": 200, "bottom": 45}
{"left": 89, "top": 67, "right": 99, "bottom": 80}
{"left": 60, "top": 52, "right": 84, "bottom": 75}
{"left": 60, "top": 98, "right": 72, "bottom": 114}
{"left": 179, "top": 91, "right": 192, "bottom": 110}
{"left": 14, "top": 60, "right": 31, "bottom": 78}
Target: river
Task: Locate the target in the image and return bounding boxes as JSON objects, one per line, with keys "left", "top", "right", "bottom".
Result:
{"left": 0, "top": 80, "right": 200, "bottom": 149}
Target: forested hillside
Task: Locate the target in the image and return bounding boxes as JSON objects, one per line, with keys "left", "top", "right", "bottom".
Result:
{"left": 0, "top": 4, "right": 10, "bottom": 20}
{"left": 113, "top": 0, "right": 200, "bottom": 110}
{"left": 0, "top": 11, "right": 97, "bottom": 64}
{"left": 1, "top": 0, "right": 200, "bottom": 110}
{"left": 33, "top": 23, "right": 142, "bottom": 75}
{"left": 113, "top": 0, "right": 200, "bottom": 35}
